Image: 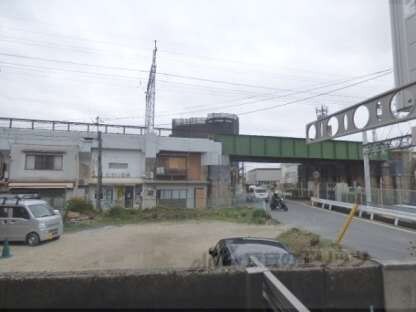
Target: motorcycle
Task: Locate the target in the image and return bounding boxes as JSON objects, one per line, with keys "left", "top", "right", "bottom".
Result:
{"left": 270, "top": 194, "right": 288, "bottom": 211}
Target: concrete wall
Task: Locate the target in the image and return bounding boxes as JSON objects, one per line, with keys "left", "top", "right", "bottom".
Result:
{"left": 274, "top": 265, "right": 384, "bottom": 311}
{"left": 208, "top": 165, "right": 232, "bottom": 207}
{"left": 9, "top": 143, "right": 79, "bottom": 182}
{"left": 381, "top": 260, "right": 416, "bottom": 312}
{"left": 0, "top": 264, "right": 386, "bottom": 310}
{"left": 0, "top": 269, "right": 249, "bottom": 310}
{"left": 90, "top": 149, "right": 145, "bottom": 179}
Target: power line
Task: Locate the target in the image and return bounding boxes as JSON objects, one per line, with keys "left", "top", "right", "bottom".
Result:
{"left": 1, "top": 61, "right": 363, "bottom": 102}
{"left": 0, "top": 52, "right": 392, "bottom": 93}
{"left": 109, "top": 69, "right": 392, "bottom": 123}
{"left": 0, "top": 60, "right": 144, "bottom": 81}
{"left": 0, "top": 33, "right": 365, "bottom": 93}
{"left": 0, "top": 66, "right": 392, "bottom": 135}
{"left": 159, "top": 49, "right": 354, "bottom": 79}
{"left": 0, "top": 52, "right": 392, "bottom": 123}
{"left": 0, "top": 19, "right": 153, "bottom": 51}
{"left": 0, "top": 52, "right": 148, "bottom": 74}
{"left": 1, "top": 23, "right": 376, "bottom": 81}
{"left": 158, "top": 69, "right": 392, "bottom": 118}
{"left": 0, "top": 66, "right": 144, "bottom": 90}
{"left": 0, "top": 64, "right": 391, "bottom": 124}
{"left": 237, "top": 71, "right": 392, "bottom": 116}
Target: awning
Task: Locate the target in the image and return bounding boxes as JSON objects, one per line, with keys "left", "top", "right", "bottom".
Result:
{"left": 8, "top": 182, "right": 74, "bottom": 189}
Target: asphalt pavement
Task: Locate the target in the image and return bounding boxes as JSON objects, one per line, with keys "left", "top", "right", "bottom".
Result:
{"left": 272, "top": 200, "right": 416, "bottom": 261}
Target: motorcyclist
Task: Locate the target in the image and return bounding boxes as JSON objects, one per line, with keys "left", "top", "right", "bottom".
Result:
{"left": 270, "top": 191, "right": 288, "bottom": 211}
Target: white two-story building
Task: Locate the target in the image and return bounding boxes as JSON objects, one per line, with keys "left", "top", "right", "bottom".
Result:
{"left": 0, "top": 118, "right": 227, "bottom": 210}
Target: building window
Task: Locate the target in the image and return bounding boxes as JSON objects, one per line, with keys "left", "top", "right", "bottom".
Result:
{"left": 25, "top": 154, "right": 63, "bottom": 170}
{"left": 160, "top": 189, "right": 187, "bottom": 200}
{"left": 160, "top": 190, "right": 171, "bottom": 199}
{"left": 158, "top": 156, "right": 187, "bottom": 170}
{"left": 108, "top": 162, "right": 128, "bottom": 169}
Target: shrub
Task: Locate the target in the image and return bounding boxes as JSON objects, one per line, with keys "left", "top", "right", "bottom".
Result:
{"left": 107, "top": 206, "right": 129, "bottom": 218}
{"left": 66, "top": 197, "right": 94, "bottom": 213}
{"left": 252, "top": 208, "right": 267, "bottom": 220}
{"left": 277, "top": 228, "right": 322, "bottom": 255}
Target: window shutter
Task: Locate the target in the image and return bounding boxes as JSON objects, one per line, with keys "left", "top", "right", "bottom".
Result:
{"left": 26, "top": 155, "right": 35, "bottom": 169}
{"left": 54, "top": 156, "right": 63, "bottom": 170}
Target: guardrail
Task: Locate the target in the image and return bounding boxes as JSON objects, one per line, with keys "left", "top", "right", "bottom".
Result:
{"left": 246, "top": 256, "right": 310, "bottom": 312}
{"left": 311, "top": 197, "right": 416, "bottom": 226}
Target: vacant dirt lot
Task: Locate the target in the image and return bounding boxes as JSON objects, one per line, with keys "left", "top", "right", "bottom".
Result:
{"left": 0, "top": 221, "right": 288, "bottom": 272}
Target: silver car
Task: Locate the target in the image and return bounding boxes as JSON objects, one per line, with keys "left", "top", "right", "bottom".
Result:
{"left": 0, "top": 194, "right": 63, "bottom": 246}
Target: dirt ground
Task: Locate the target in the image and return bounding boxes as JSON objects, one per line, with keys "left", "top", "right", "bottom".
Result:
{"left": 0, "top": 221, "right": 288, "bottom": 272}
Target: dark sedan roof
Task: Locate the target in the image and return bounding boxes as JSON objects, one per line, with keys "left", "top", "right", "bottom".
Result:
{"left": 218, "top": 237, "right": 293, "bottom": 266}
{"left": 220, "top": 237, "right": 287, "bottom": 249}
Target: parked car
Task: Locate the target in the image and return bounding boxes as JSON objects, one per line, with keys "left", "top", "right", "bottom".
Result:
{"left": 0, "top": 194, "right": 63, "bottom": 246}
{"left": 208, "top": 237, "right": 296, "bottom": 267}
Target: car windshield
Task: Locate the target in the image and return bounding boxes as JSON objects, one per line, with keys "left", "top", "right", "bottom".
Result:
{"left": 255, "top": 189, "right": 266, "bottom": 194}
{"left": 28, "top": 204, "right": 54, "bottom": 218}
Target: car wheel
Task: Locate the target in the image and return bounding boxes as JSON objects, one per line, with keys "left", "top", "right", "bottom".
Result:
{"left": 26, "top": 232, "right": 40, "bottom": 246}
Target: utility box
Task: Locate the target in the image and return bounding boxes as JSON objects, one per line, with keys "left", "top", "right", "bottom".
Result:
{"left": 390, "top": 0, "right": 416, "bottom": 92}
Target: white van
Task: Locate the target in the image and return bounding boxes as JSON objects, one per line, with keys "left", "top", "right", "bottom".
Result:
{"left": 247, "top": 185, "right": 268, "bottom": 201}
{"left": 0, "top": 194, "right": 63, "bottom": 246}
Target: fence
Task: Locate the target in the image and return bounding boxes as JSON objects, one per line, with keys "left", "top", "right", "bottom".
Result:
{"left": 311, "top": 197, "right": 416, "bottom": 227}
{"left": 0, "top": 116, "right": 172, "bottom": 136}
{"left": 317, "top": 185, "right": 416, "bottom": 211}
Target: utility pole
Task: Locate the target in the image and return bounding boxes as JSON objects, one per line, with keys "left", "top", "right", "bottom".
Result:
{"left": 145, "top": 40, "right": 157, "bottom": 134}
{"left": 96, "top": 116, "right": 103, "bottom": 212}
{"left": 316, "top": 105, "right": 328, "bottom": 120}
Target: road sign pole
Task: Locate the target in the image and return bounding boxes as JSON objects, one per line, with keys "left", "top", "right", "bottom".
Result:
{"left": 362, "top": 131, "right": 372, "bottom": 205}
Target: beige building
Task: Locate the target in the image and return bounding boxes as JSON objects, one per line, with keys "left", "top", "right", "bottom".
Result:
{"left": 246, "top": 168, "right": 281, "bottom": 187}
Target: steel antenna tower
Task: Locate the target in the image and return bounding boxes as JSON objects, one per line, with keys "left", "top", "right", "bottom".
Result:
{"left": 145, "top": 40, "right": 157, "bottom": 133}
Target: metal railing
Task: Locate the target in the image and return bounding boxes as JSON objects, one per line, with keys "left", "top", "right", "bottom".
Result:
{"left": 247, "top": 256, "right": 310, "bottom": 312}
{"left": 318, "top": 184, "right": 416, "bottom": 213}
{"left": 0, "top": 116, "right": 172, "bottom": 136}
{"left": 311, "top": 197, "right": 416, "bottom": 227}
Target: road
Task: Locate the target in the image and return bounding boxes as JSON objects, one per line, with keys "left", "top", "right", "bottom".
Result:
{"left": 272, "top": 200, "right": 416, "bottom": 261}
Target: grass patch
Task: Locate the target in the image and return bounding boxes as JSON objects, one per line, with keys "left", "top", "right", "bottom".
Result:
{"left": 64, "top": 207, "right": 276, "bottom": 232}
{"left": 277, "top": 228, "right": 369, "bottom": 265}
{"left": 63, "top": 221, "right": 106, "bottom": 233}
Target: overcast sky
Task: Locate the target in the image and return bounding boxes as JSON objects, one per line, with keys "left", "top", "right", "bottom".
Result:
{"left": 0, "top": 0, "right": 409, "bottom": 154}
